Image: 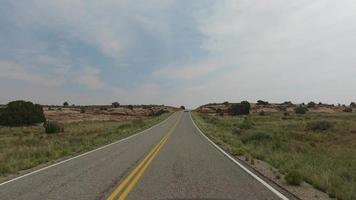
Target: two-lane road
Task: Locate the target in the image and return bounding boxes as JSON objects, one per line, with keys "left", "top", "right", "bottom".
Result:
{"left": 0, "top": 111, "right": 288, "bottom": 200}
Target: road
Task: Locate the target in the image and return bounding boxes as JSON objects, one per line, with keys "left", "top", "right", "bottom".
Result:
{"left": 0, "top": 111, "right": 288, "bottom": 200}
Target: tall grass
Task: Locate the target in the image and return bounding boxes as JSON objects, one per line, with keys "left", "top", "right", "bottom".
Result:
{"left": 192, "top": 112, "right": 356, "bottom": 200}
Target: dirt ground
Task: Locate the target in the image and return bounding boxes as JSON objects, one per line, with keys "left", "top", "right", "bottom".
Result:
{"left": 196, "top": 102, "right": 353, "bottom": 115}
{"left": 44, "top": 106, "right": 176, "bottom": 123}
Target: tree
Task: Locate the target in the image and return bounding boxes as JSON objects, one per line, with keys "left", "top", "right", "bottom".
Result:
{"left": 307, "top": 101, "right": 316, "bottom": 108}
{"left": 350, "top": 102, "right": 356, "bottom": 108}
{"left": 180, "top": 106, "right": 186, "bottom": 110}
{"left": 229, "top": 101, "right": 251, "bottom": 115}
{"left": 0, "top": 100, "right": 46, "bottom": 126}
{"left": 223, "top": 101, "right": 229, "bottom": 106}
{"left": 257, "top": 100, "right": 269, "bottom": 105}
{"left": 112, "top": 102, "right": 120, "bottom": 108}
{"left": 127, "top": 105, "right": 134, "bottom": 110}
{"left": 63, "top": 102, "right": 69, "bottom": 107}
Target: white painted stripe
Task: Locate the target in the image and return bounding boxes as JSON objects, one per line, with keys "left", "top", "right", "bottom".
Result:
{"left": 189, "top": 112, "right": 289, "bottom": 200}
{"left": 0, "top": 113, "right": 175, "bottom": 187}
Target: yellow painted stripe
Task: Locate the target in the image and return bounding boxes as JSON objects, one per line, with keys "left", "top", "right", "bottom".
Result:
{"left": 106, "top": 134, "right": 168, "bottom": 200}
{"left": 107, "top": 114, "right": 181, "bottom": 200}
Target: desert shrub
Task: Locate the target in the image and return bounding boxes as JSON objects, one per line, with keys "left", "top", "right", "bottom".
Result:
{"left": 257, "top": 100, "right": 269, "bottom": 105}
{"left": 154, "top": 109, "right": 168, "bottom": 116}
{"left": 295, "top": 106, "right": 308, "bottom": 114}
{"left": 285, "top": 170, "right": 303, "bottom": 185}
{"left": 223, "top": 101, "right": 229, "bottom": 106}
{"left": 307, "top": 101, "right": 316, "bottom": 108}
{"left": 259, "top": 111, "right": 265, "bottom": 116}
{"left": 238, "top": 118, "right": 254, "bottom": 129}
{"left": 350, "top": 102, "right": 356, "bottom": 108}
{"left": 127, "top": 105, "right": 134, "bottom": 110}
{"left": 343, "top": 107, "right": 353, "bottom": 112}
{"left": 100, "top": 107, "right": 108, "bottom": 111}
{"left": 44, "top": 121, "right": 63, "bottom": 134}
{"left": 112, "top": 102, "right": 120, "bottom": 108}
{"left": 284, "top": 112, "right": 290, "bottom": 116}
{"left": 0, "top": 100, "right": 46, "bottom": 126}
{"left": 306, "top": 120, "right": 334, "bottom": 131}
{"left": 241, "top": 131, "right": 272, "bottom": 144}
{"left": 232, "top": 127, "right": 242, "bottom": 135}
{"left": 229, "top": 101, "right": 251, "bottom": 115}
{"left": 63, "top": 102, "right": 69, "bottom": 107}
{"left": 80, "top": 107, "right": 86, "bottom": 113}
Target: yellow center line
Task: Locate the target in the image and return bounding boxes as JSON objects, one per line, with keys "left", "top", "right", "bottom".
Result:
{"left": 107, "top": 114, "right": 181, "bottom": 200}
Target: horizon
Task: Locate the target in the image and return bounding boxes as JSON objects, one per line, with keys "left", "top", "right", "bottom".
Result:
{"left": 1, "top": 0, "right": 356, "bottom": 108}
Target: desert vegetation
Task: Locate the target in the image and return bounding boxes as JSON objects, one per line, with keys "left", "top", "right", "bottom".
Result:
{"left": 193, "top": 107, "right": 356, "bottom": 200}
{"left": 0, "top": 100, "right": 173, "bottom": 178}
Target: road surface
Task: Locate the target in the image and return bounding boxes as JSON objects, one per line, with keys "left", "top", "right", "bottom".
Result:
{"left": 0, "top": 111, "right": 288, "bottom": 200}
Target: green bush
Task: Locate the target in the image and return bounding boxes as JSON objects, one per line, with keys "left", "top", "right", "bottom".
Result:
{"left": 307, "top": 101, "right": 316, "bottom": 108}
{"left": 0, "top": 100, "right": 46, "bottom": 126}
{"left": 229, "top": 101, "right": 251, "bottom": 115}
{"left": 238, "top": 118, "right": 254, "bottom": 129}
{"left": 285, "top": 170, "right": 303, "bottom": 185}
{"left": 343, "top": 107, "right": 353, "bottom": 112}
{"left": 112, "top": 102, "right": 120, "bottom": 108}
{"left": 257, "top": 100, "right": 269, "bottom": 105}
{"left": 44, "top": 121, "right": 63, "bottom": 134}
{"left": 306, "top": 120, "right": 334, "bottom": 131}
{"left": 80, "top": 107, "right": 86, "bottom": 113}
{"left": 241, "top": 131, "right": 272, "bottom": 144}
{"left": 154, "top": 109, "right": 168, "bottom": 116}
{"left": 295, "top": 106, "right": 308, "bottom": 114}
{"left": 259, "top": 111, "right": 265, "bottom": 116}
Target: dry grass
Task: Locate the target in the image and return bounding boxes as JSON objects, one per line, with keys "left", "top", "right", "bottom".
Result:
{"left": 0, "top": 113, "right": 171, "bottom": 177}
{"left": 192, "top": 111, "right": 356, "bottom": 200}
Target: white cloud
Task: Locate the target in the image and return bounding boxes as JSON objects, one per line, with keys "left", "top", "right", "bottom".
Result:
{"left": 167, "top": 0, "right": 356, "bottom": 107}
{"left": 77, "top": 67, "right": 104, "bottom": 90}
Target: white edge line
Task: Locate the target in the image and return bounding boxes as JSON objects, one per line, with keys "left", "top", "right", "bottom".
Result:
{"left": 0, "top": 113, "right": 175, "bottom": 187}
{"left": 189, "top": 112, "right": 289, "bottom": 200}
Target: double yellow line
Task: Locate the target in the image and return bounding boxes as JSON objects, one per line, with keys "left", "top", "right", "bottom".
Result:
{"left": 107, "top": 114, "right": 181, "bottom": 200}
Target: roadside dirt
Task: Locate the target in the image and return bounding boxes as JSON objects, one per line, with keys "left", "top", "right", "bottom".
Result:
{"left": 44, "top": 106, "right": 176, "bottom": 123}
{"left": 237, "top": 156, "right": 333, "bottom": 200}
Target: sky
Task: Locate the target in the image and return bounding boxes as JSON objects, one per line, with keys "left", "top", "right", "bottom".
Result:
{"left": 1, "top": 0, "right": 356, "bottom": 108}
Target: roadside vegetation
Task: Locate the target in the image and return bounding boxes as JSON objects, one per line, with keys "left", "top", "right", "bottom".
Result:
{"left": 192, "top": 111, "right": 356, "bottom": 200}
{"left": 0, "top": 101, "right": 171, "bottom": 177}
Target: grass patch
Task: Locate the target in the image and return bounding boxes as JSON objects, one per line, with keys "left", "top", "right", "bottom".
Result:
{"left": 192, "top": 112, "right": 356, "bottom": 200}
{"left": 0, "top": 113, "right": 171, "bottom": 177}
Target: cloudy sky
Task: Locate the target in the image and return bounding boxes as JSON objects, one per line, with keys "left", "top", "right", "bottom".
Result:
{"left": 1, "top": 0, "right": 356, "bottom": 108}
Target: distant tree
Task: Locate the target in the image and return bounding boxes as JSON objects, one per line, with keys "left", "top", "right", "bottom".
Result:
{"left": 295, "top": 106, "right": 308, "bottom": 114}
{"left": 351, "top": 102, "right": 356, "bottom": 108}
{"left": 127, "top": 105, "right": 134, "bottom": 110}
{"left": 257, "top": 100, "right": 269, "bottom": 105}
{"left": 307, "top": 101, "right": 316, "bottom": 108}
{"left": 0, "top": 100, "right": 46, "bottom": 126}
{"left": 112, "top": 102, "right": 120, "bottom": 108}
{"left": 223, "top": 101, "right": 229, "bottom": 106}
{"left": 229, "top": 101, "right": 251, "bottom": 115}
{"left": 63, "top": 102, "right": 69, "bottom": 107}
{"left": 180, "top": 106, "right": 186, "bottom": 110}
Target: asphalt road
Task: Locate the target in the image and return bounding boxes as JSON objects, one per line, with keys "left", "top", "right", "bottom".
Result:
{"left": 0, "top": 111, "right": 287, "bottom": 200}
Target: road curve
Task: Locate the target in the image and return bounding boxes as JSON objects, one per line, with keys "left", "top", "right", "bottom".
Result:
{"left": 0, "top": 111, "right": 287, "bottom": 200}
